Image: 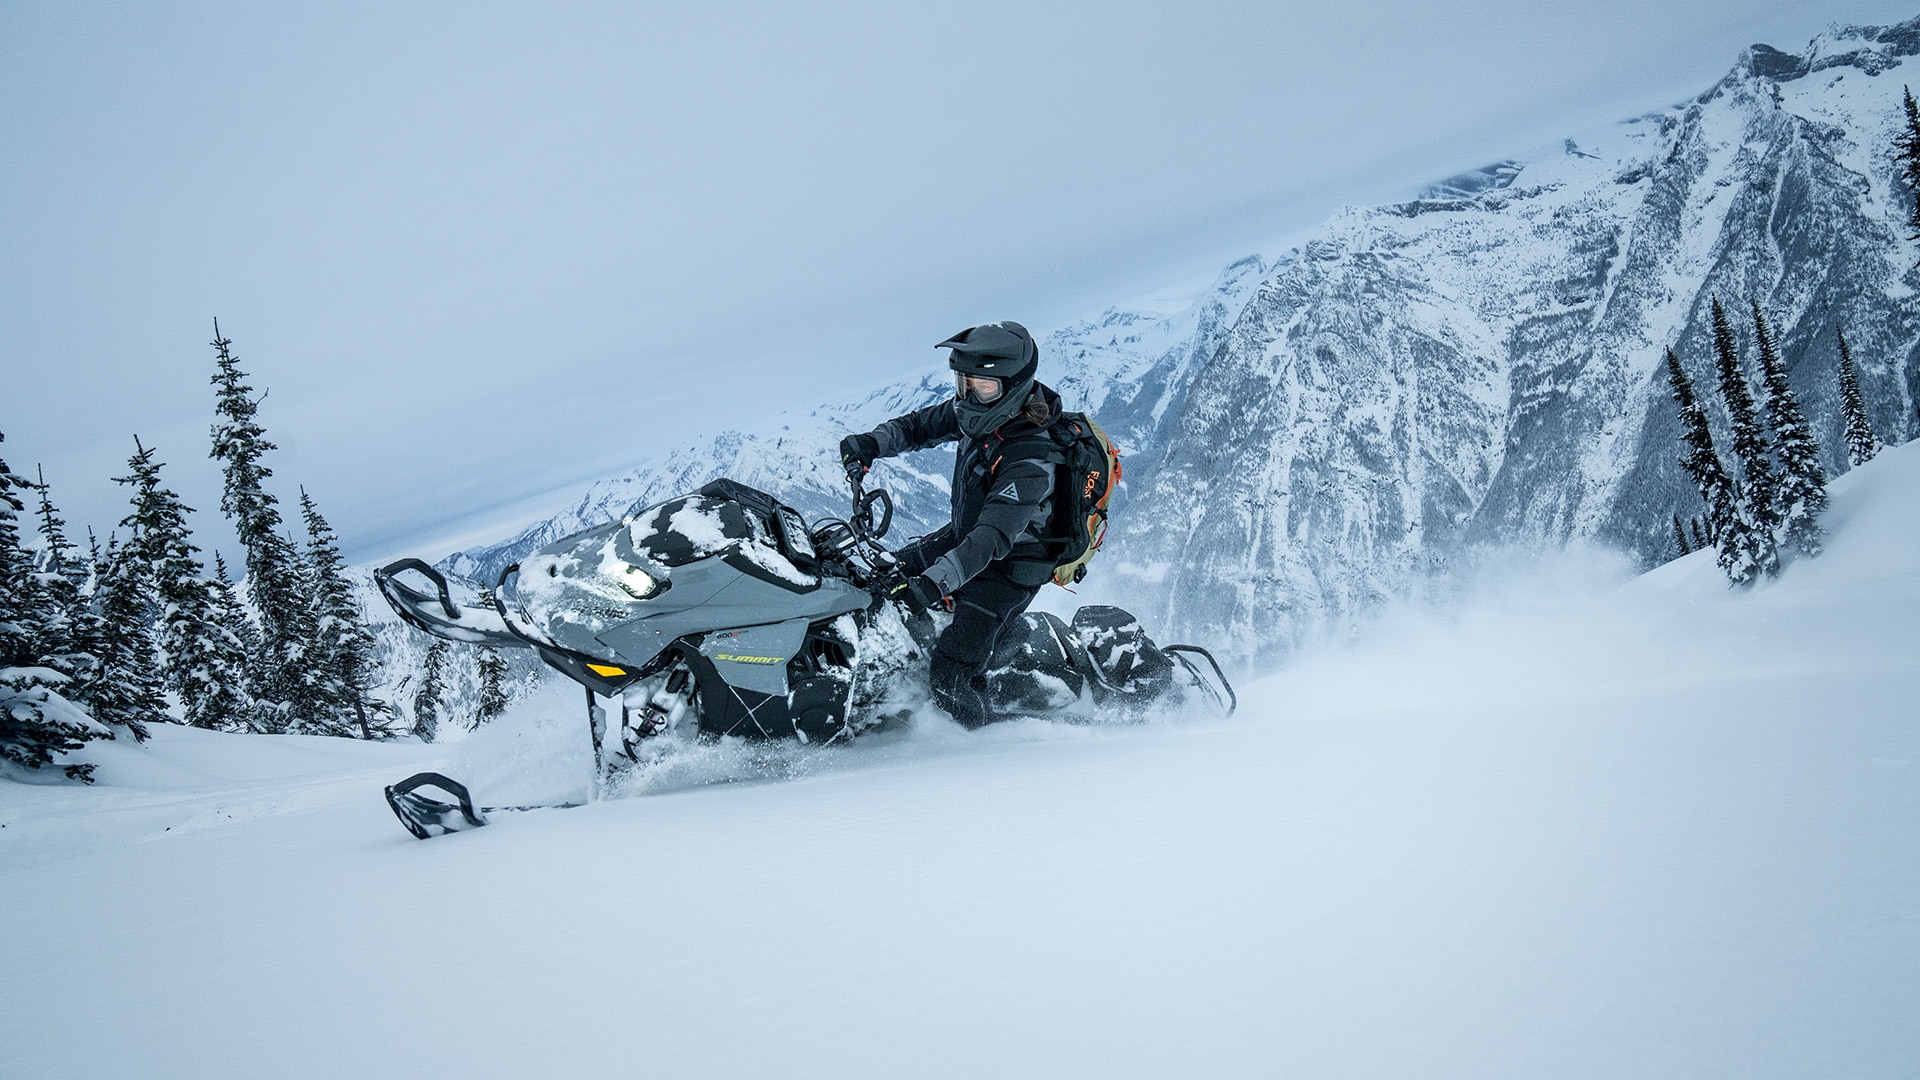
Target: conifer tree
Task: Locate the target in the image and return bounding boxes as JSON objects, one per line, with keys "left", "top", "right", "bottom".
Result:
{"left": 32, "top": 467, "right": 85, "bottom": 589}
{"left": 29, "top": 470, "right": 104, "bottom": 702}
{"left": 412, "top": 638, "right": 447, "bottom": 742}
{"left": 1900, "top": 87, "right": 1920, "bottom": 237}
{"left": 209, "top": 552, "right": 259, "bottom": 655}
{"left": 118, "top": 438, "right": 251, "bottom": 731}
{"left": 1836, "top": 328, "right": 1882, "bottom": 466}
{"left": 1666, "top": 348, "right": 1755, "bottom": 585}
{"left": 1671, "top": 513, "right": 1692, "bottom": 556}
{"left": 1709, "top": 299, "right": 1780, "bottom": 580}
{"left": 1689, "top": 516, "right": 1710, "bottom": 550}
{"left": 87, "top": 536, "right": 160, "bottom": 741}
{"left": 1750, "top": 301, "right": 1826, "bottom": 559}
{"left": 185, "top": 575, "right": 254, "bottom": 732}
{"left": 206, "top": 553, "right": 265, "bottom": 731}
{"left": 299, "top": 489, "right": 393, "bottom": 738}
{"left": 207, "top": 320, "right": 319, "bottom": 731}
{"left": 0, "top": 436, "right": 34, "bottom": 648}
{"left": 0, "top": 434, "right": 105, "bottom": 780}
{"left": 475, "top": 646, "right": 508, "bottom": 728}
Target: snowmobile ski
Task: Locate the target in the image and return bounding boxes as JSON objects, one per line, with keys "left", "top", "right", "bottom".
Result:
{"left": 384, "top": 771, "right": 584, "bottom": 840}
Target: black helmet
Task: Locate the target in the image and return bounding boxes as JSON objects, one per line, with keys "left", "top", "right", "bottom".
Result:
{"left": 938, "top": 321, "right": 1038, "bottom": 436}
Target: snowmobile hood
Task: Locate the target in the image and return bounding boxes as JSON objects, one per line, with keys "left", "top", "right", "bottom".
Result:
{"left": 514, "top": 493, "right": 819, "bottom": 641}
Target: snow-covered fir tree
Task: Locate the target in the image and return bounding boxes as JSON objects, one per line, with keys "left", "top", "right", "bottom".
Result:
{"left": 1901, "top": 86, "right": 1920, "bottom": 237}
{"left": 185, "top": 577, "right": 253, "bottom": 731}
{"left": 31, "top": 467, "right": 86, "bottom": 589}
{"left": 1751, "top": 301, "right": 1826, "bottom": 559}
{"left": 206, "top": 552, "right": 264, "bottom": 731}
{"left": 0, "top": 433, "right": 106, "bottom": 781}
{"left": 475, "top": 646, "right": 508, "bottom": 728}
{"left": 1665, "top": 348, "right": 1756, "bottom": 586}
{"left": 207, "top": 320, "right": 320, "bottom": 732}
{"left": 1671, "top": 513, "right": 1692, "bottom": 557}
{"left": 1835, "top": 328, "right": 1882, "bottom": 466}
{"left": 86, "top": 535, "right": 160, "bottom": 742}
{"left": 412, "top": 637, "right": 447, "bottom": 742}
{"left": 117, "top": 438, "right": 251, "bottom": 731}
{"left": 1708, "top": 299, "right": 1781, "bottom": 580}
{"left": 298, "top": 488, "right": 395, "bottom": 738}
{"left": 28, "top": 470, "right": 105, "bottom": 705}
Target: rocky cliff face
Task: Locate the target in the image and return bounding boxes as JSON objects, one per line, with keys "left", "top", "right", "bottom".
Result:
{"left": 405, "top": 18, "right": 1920, "bottom": 688}
{"left": 1115, "top": 19, "right": 1920, "bottom": 665}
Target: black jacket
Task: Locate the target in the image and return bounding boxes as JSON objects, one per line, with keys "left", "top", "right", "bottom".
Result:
{"left": 865, "top": 381, "right": 1063, "bottom": 593}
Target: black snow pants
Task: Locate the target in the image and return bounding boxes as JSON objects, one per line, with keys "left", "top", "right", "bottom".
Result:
{"left": 895, "top": 527, "right": 1044, "bottom": 729}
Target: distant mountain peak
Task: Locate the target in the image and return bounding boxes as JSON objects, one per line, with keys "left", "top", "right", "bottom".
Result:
{"left": 1743, "top": 15, "right": 1920, "bottom": 84}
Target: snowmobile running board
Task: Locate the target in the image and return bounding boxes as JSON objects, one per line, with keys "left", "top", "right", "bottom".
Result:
{"left": 384, "top": 772, "right": 583, "bottom": 840}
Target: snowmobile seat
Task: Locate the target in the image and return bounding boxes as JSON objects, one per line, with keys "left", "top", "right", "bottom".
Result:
{"left": 1070, "top": 605, "right": 1175, "bottom": 703}
{"left": 986, "top": 610, "right": 1091, "bottom": 713}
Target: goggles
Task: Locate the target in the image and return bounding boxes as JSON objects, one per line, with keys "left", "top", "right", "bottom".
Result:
{"left": 955, "top": 372, "right": 1004, "bottom": 404}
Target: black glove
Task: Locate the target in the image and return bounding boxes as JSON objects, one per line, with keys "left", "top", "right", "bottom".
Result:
{"left": 887, "top": 573, "right": 945, "bottom": 614}
{"left": 840, "top": 433, "right": 879, "bottom": 481}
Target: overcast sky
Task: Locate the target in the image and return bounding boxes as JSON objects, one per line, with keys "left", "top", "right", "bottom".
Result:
{"left": 2, "top": 0, "right": 1907, "bottom": 565}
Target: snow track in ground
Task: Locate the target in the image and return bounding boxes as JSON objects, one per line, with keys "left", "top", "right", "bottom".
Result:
{"left": 3, "top": 444, "right": 1918, "bottom": 1079}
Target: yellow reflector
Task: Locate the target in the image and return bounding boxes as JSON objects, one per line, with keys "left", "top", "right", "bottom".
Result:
{"left": 585, "top": 663, "right": 626, "bottom": 678}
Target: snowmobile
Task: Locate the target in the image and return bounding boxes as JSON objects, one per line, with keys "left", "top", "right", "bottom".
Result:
{"left": 374, "top": 475, "right": 1234, "bottom": 838}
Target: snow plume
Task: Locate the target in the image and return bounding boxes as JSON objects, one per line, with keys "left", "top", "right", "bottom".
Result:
{"left": 1267, "top": 439, "right": 1920, "bottom": 723}
{"left": 436, "top": 640, "right": 1197, "bottom": 806}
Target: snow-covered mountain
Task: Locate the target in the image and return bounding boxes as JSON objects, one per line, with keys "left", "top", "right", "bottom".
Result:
{"left": 1123, "top": 21, "right": 1920, "bottom": 663}
{"left": 409, "top": 17, "right": 1920, "bottom": 675}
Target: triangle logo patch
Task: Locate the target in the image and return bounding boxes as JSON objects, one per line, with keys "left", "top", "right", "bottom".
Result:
{"left": 995, "top": 482, "right": 1020, "bottom": 501}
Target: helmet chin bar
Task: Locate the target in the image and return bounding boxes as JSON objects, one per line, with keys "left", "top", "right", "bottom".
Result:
{"left": 954, "top": 379, "right": 1033, "bottom": 436}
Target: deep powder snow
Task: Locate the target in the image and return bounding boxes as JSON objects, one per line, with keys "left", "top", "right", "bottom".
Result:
{"left": 2, "top": 445, "right": 1917, "bottom": 1078}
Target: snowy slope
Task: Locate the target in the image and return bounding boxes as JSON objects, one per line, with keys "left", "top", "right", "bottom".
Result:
{"left": 4, "top": 437, "right": 1916, "bottom": 1078}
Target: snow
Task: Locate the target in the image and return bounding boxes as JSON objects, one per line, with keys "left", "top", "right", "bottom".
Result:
{"left": 5, "top": 448, "right": 1919, "bottom": 1076}
{"left": 663, "top": 498, "right": 816, "bottom": 587}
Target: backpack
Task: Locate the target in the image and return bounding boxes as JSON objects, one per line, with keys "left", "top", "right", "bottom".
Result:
{"left": 990, "top": 411, "right": 1122, "bottom": 587}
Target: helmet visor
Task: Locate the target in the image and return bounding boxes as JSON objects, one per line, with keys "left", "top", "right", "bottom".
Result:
{"left": 955, "top": 373, "right": 1004, "bottom": 404}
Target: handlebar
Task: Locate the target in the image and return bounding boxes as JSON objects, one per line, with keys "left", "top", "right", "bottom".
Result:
{"left": 848, "top": 473, "right": 893, "bottom": 543}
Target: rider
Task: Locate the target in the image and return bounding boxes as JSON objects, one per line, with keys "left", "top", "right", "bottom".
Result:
{"left": 839, "top": 322, "right": 1064, "bottom": 729}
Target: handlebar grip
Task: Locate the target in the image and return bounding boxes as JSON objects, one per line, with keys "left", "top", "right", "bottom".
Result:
{"left": 862, "top": 488, "right": 893, "bottom": 539}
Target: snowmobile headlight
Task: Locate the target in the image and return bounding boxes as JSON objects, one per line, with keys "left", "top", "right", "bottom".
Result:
{"left": 612, "top": 562, "right": 664, "bottom": 600}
